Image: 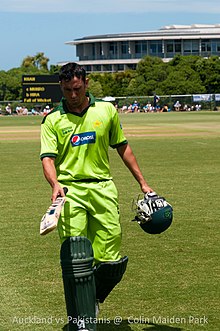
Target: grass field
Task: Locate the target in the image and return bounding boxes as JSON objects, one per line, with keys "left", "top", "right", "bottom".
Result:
{"left": 0, "top": 112, "right": 219, "bottom": 331}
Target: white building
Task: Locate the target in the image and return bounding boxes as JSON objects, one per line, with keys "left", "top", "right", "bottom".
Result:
{"left": 64, "top": 24, "right": 220, "bottom": 73}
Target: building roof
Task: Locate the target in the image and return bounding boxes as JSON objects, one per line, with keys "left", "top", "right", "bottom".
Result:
{"left": 65, "top": 24, "right": 220, "bottom": 45}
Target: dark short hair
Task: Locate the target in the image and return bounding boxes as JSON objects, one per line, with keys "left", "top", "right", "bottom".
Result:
{"left": 59, "top": 62, "right": 86, "bottom": 83}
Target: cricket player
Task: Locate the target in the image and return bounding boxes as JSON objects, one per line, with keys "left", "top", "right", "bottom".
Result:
{"left": 40, "top": 62, "right": 153, "bottom": 331}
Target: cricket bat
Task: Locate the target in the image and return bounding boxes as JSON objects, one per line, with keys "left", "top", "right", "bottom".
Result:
{"left": 40, "top": 187, "right": 68, "bottom": 236}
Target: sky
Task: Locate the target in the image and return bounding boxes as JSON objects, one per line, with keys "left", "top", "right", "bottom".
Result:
{"left": 1, "top": 0, "right": 220, "bottom": 71}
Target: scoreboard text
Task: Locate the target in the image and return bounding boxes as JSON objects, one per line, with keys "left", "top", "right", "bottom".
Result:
{"left": 22, "top": 75, "right": 62, "bottom": 103}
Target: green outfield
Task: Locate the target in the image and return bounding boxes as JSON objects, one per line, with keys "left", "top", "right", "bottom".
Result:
{"left": 0, "top": 112, "right": 219, "bottom": 331}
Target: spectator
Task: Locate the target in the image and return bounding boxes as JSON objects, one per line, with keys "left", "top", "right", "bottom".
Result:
{"left": 125, "top": 101, "right": 139, "bottom": 113}
{"left": 120, "top": 105, "right": 128, "bottom": 113}
{"left": 5, "top": 103, "right": 12, "bottom": 115}
{"left": 174, "top": 100, "right": 181, "bottom": 111}
{"left": 132, "top": 100, "right": 139, "bottom": 112}
{"left": 21, "top": 106, "right": 28, "bottom": 115}
{"left": 143, "top": 102, "right": 151, "bottom": 112}
{"left": 162, "top": 104, "right": 168, "bottom": 112}
{"left": 153, "top": 94, "right": 160, "bottom": 111}
{"left": 31, "top": 107, "right": 40, "bottom": 115}
{"left": 16, "top": 105, "right": 22, "bottom": 115}
{"left": 183, "top": 104, "right": 190, "bottom": 111}
{"left": 125, "top": 104, "right": 133, "bottom": 114}
{"left": 195, "top": 104, "right": 201, "bottom": 111}
{"left": 43, "top": 105, "right": 51, "bottom": 116}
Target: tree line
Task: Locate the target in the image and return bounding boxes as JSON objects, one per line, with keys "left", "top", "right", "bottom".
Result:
{"left": 1, "top": 52, "right": 220, "bottom": 102}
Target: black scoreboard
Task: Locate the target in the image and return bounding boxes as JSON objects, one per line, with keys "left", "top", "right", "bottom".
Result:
{"left": 22, "top": 75, "right": 62, "bottom": 103}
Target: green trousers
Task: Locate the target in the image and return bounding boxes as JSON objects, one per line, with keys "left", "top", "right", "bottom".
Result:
{"left": 58, "top": 180, "right": 122, "bottom": 263}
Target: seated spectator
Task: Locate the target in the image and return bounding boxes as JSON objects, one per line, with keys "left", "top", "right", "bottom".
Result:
{"left": 132, "top": 100, "right": 139, "bottom": 112}
{"left": 143, "top": 104, "right": 149, "bottom": 112}
{"left": 31, "top": 107, "right": 40, "bottom": 115}
{"left": 125, "top": 104, "right": 133, "bottom": 114}
{"left": 195, "top": 104, "right": 201, "bottom": 111}
{"left": 183, "top": 104, "right": 190, "bottom": 111}
{"left": 174, "top": 100, "right": 181, "bottom": 111}
{"left": 43, "top": 105, "right": 51, "bottom": 116}
{"left": 162, "top": 104, "right": 168, "bottom": 112}
{"left": 121, "top": 105, "right": 128, "bottom": 113}
{"left": 16, "top": 105, "right": 22, "bottom": 115}
{"left": 114, "top": 102, "right": 119, "bottom": 112}
{"left": 5, "top": 103, "right": 12, "bottom": 115}
{"left": 21, "top": 106, "right": 28, "bottom": 115}
{"left": 155, "top": 105, "right": 161, "bottom": 112}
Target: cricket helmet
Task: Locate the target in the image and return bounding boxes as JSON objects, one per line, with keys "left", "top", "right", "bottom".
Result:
{"left": 132, "top": 192, "right": 173, "bottom": 234}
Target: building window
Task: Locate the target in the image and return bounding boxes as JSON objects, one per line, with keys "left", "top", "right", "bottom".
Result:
{"left": 121, "top": 41, "right": 129, "bottom": 54}
{"left": 135, "top": 41, "right": 147, "bottom": 56}
{"left": 210, "top": 39, "right": 220, "bottom": 55}
{"left": 135, "top": 41, "right": 141, "bottom": 54}
{"left": 192, "top": 40, "right": 199, "bottom": 54}
{"left": 109, "top": 42, "right": 118, "bottom": 59}
{"left": 183, "top": 40, "right": 192, "bottom": 54}
{"left": 85, "top": 65, "right": 91, "bottom": 72}
{"left": 182, "top": 40, "right": 199, "bottom": 55}
{"left": 92, "top": 44, "right": 95, "bottom": 57}
{"left": 149, "top": 41, "right": 163, "bottom": 56}
{"left": 166, "top": 41, "right": 174, "bottom": 53}
{"left": 103, "top": 64, "right": 112, "bottom": 72}
{"left": 201, "top": 39, "right": 211, "bottom": 53}
{"left": 115, "top": 64, "right": 125, "bottom": 71}
{"left": 126, "top": 64, "right": 136, "bottom": 70}
{"left": 174, "top": 40, "right": 181, "bottom": 53}
{"left": 93, "top": 65, "right": 102, "bottom": 71}
{"left": 166, "top": 40, "right": 181, "bottom": 55}
{"left": 121, "top": 41, "right": 130, "bottom": 59}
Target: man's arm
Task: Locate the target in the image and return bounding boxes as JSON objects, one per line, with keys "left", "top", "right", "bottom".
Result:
{"left": 41, "top": 157, "right": 65, "bottom": 203}
{"left": 117, "top": 143, "right": 154, "bottom": 193}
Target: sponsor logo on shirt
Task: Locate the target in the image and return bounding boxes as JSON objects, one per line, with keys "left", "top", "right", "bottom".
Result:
{"left": 70, "top": 131, "right": 96, "bottom": 147}
{"left": 93, "top": 120, "right": 102, "bottom": 127}
{"left": 62, "top": 127, "right": 73, "bottom": 135}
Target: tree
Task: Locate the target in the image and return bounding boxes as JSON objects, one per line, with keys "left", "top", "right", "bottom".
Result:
{"left": 125, "top": 78, "right": 138, "bottom": 96}
{"left": 1, "top": 53, "right": 220, "bottom": 103}
{"left": 137, "top": 56, "right": 168, "bottom": 83}
{"left": 160, "top": 70, "right": 206, "bottom": 95}
{"left": 0, "top": 69, "right": 23, "bottom": 101}
{"left": 21, "top": 52, "right": 49, "bottom": 71}
{"left": 195, "top": 56, "right": 220, "bottom": 93}
{"left": 161, "top": 64, "right": 205, "bottom": 95}
{"left": 88, "top": 79, "right": 103, "bottom": 97}
{"left": 50, "top": 65, "right": 61, "bottom": 75}
{"left": 135, "top": 56, "right": 168, "bottom": 95}
{"left": 0, "top": 71, "right": 8, "bottom": 101}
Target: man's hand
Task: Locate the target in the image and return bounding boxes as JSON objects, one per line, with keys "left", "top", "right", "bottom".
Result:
{"left": 140, "top": 182, "right": 154, "bottom": 194}
{"left": 51, "top": 183, "right": 66, "bottom": 203}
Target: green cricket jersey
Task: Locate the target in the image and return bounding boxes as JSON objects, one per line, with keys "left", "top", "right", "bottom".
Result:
{"left": 40, "top": 93, "right": 128, "bottom": 182}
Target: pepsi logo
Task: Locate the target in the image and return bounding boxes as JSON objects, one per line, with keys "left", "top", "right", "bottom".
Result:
{"left": 70, "top": 131, "right": 96, "bottom": 147}
{"left": 71, "top": 135, "right": 80, "bottom": 145}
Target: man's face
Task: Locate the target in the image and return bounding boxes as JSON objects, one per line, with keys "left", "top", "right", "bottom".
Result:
{"left": 60, "top": 76, "right": 88, "bottom": 110}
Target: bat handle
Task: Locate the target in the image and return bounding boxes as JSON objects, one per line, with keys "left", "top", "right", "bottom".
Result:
{"left": 63, "top": 187, "right": 68, "bottom": 195}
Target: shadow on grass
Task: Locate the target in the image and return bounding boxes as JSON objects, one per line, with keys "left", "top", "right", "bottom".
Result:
{"left": 143, "top": 322, "right": 183, "bottom": 331}
{"left": 97, "top": 320, "right": 182, "bottom": 331}
{"left": 97, "top": 320, "right": 131, "bottom": 330}
{"left": 63, "top": 320, "right": 182, "bottom": 331}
